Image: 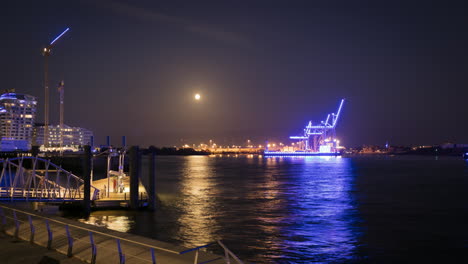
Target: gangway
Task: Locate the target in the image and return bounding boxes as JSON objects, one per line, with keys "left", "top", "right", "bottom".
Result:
{"left": 0, "top": 157, "right": 99, "bottom": 201}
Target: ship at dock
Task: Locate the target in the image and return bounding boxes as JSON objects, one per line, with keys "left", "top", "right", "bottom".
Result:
{"left": 264, "top": 99, "right": 345, "bottom": 156}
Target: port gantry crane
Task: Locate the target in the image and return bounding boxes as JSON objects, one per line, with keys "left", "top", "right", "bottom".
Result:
{"left": 42, "top": 27, "right": 69, "bottom": 148}
{"left": 290, "top": 99, "right": 345, "bottom": 152}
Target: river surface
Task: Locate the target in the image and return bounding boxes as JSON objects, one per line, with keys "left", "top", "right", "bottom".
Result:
{"left": 70, "top": 155, "right": 468, "bottom": 263}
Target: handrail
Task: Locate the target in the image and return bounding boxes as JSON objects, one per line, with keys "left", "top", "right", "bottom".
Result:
{"left": 1, "top": 209, "right": 153, "bottom": 263}
{"left": 0, "top": 203, "right": 245, "bottom": 263}
{"left": 180, "top": 240, "right": 244, "bottom": 263}
{"left": 179, "top": 242, "right": 216, "bottom": 254}
{"left": 218, "top": 240, "right": 244, "bottom": 264}
{"left": 198, "top": 257, "right": 224, "bottom": 264}
{"left": 0, "top": 157, "right": 100, "bottom": 196}
{"left": 0, "top": 165, "right": 66, "bottom": 191}
{"left": 0, "top": 188, "right": 87, "bottom": 200}
{"left": 0, "top": 203, "right": 180, "bottom": 254}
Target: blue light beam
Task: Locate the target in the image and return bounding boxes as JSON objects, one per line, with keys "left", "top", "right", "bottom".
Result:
{"left": 49, "top": 28, "right": 70, "bottom": 45}
{"left": 332, "top": 99, "right": 345, "bottom": 128}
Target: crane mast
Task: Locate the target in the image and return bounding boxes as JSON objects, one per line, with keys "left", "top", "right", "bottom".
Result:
{"left": 58, "top": 81, "right": 65, "bottom": 154}
{"left": 42, "top": 27, "right": 69, "bottom": 149}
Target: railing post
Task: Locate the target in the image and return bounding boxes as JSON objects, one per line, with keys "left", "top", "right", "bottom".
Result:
{"left": 46, "top": 219, "right": 53, "bottom": 249}
{"left": 65, "top": 225, "right": 73, "bottom": 257}
{"left": 116, "top": 239, "right": 125, "bottom": 264}
{"left": 83, "top": 145, "right": 92, "bottom": 214}
{"left": 217, "top": 240, "right": 243, "bottom": 264}
{"left": 225, "top": 249, "right": 230, "bottom": 264}
{"left": 28, "top": 215, "right": 35, "bottom": 244}
{"left": 13, "top": 210, "right": 19, "bottom": 239}
{"left": 194, "top": 249, "right": 199, "bottom": 264}
{"left": 151, "top": 248, "right": 157, "bottom": 264}
{"left": 89, "top": 231, "right": 97, "bottom": 264}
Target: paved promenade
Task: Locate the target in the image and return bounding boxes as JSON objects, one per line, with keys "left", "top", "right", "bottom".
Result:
{"left": 0, "top": 203, "right": 227, "bottom": 264}
{"left": 0, "top": 232, "right": 86, "bottom": 264}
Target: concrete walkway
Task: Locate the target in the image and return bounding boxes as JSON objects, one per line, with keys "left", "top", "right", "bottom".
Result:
{"left": 0, "top": 232, "right": 86, "bottom": 264}
{"left": 1, "top": 203, "right": 227, "bottom": 264}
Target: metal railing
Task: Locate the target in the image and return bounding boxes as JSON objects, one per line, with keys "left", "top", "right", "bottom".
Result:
{"left": 0, "top": 203, "right": 243, "bottom": 264}
{"left": 0, "top": 157, "right": 100, "bottom": 201}
{"left": 179, "top": 241, "right": 244, "bottom": 264}
{"left": 0, "top": 187, "right": 91, "bottom": 201}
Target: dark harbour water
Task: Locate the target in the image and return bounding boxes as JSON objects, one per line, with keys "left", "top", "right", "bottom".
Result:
{"left": 72, "top": 155, "right": 468, "bottom": 263}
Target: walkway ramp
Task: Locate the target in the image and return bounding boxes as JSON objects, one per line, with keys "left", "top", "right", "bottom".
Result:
{"left": 0, "top": 157, "right": 99, "bottom": 201}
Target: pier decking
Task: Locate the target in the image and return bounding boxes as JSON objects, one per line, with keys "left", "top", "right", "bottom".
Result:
{"left": 91, "top": 176, "right": 148, "bottom": 208}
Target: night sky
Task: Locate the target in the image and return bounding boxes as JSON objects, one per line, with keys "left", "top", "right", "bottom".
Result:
{"left": 1, "top": 0, "right": 467, "bottom": 147}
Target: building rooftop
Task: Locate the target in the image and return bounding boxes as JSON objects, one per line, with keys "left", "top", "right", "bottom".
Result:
{"left": 0, "top": 93, "right": 36, "bottom": 101}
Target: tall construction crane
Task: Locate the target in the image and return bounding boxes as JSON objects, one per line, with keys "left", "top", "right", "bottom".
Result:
{"left": 42, "top": 27, "right": 70, "bottom": 148}
{"left": 58, "top": 80, "right": 65, "bottom": 154}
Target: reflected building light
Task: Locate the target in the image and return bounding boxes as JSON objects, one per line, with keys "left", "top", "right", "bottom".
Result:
{"left": 78, "top": 215, "right": 132, "bottom": 233}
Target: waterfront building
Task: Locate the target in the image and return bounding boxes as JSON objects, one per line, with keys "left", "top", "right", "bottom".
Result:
{"left": 0, "top": 93, "right": 37, "bottom": 151}
{"left": 34, "top": 124, "right": 93, "bottom": 151}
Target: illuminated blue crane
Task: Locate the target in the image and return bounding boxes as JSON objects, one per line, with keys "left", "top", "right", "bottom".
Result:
{"left": 290, "top": 99, "right": 345, "bottom": 152}
{"left": 42, "top": 28, "right": 70, "bottom": 148}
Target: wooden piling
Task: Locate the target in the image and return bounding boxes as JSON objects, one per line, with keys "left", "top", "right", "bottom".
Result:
{"left": 148, "top": 151, "right": 156, "bottom": 211}
{"left": 83, "top": 145, "right": 92, "bottom": 214}
{"left": 129, "top": 146, "right": 140, "bottom": 209}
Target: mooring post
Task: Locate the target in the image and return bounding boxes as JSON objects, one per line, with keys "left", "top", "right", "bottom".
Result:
{"left": 129, "top": 146, "right": 140, "bottom": 210}
{"left": 148, "top": 151, "right": 156, "bottom": 211}
{"left": 83, "top": 145, "right": 92, "bottom": 214}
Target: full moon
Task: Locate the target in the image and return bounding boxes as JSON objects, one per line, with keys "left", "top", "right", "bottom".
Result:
{"left": 194, "top": 93, "right": 201, "bottom": 100}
